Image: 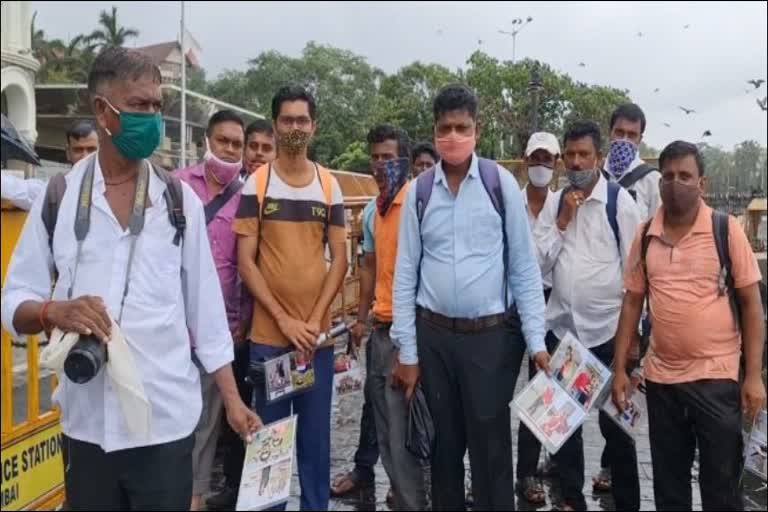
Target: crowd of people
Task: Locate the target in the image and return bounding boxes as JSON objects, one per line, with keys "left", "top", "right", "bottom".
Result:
{"left": 1, "top": 45, "right": 765, "bottom": 512}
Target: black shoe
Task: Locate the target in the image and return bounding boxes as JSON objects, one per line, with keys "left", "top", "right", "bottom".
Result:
{"left": 206, "top": 486, "right": 237, "bottom": 510}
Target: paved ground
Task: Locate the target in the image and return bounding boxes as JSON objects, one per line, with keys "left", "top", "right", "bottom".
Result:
{"left": 204, "top": 346, "right": 768, "bottom": 511}
{"left": 7, "top": 340, "right": 766, "bottom": 511}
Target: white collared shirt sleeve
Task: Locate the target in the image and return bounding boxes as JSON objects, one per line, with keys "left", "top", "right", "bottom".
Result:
{"left": 1, "top": 173, "right": 46, "bottom": 211}
{"left": 0, "top": 190, "right": 55, "bottom": 338}
{"left": 180, "top": 183, "right": 235, "bottom": 374}
{"left": 533, "top": 188, "right": 566, "bottom": 279}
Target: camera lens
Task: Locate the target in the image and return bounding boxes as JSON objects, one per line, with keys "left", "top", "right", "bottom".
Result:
{"left": 64, "top": 334, "right": 106, "bottom": 384}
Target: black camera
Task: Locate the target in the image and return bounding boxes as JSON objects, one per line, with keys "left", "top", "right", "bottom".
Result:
{"left": 64, "top": 334, "right": 107, "bottom": 384}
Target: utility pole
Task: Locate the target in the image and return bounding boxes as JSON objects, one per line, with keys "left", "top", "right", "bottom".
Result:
{"left": 498, "top": 16, "right": 533, "bottom": 65}
{"left": 180, "top": 0, "right": 187, "bottom": 168}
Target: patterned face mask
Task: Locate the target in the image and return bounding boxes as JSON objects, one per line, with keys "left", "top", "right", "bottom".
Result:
{"left": 608, "top": 139, "right": 638, "bottom": 177}
{"left": 373, "top": 157, "right": 410, "bottom": 215}
{"left": 277, "top": 129, "right": 312, "bottom": 157}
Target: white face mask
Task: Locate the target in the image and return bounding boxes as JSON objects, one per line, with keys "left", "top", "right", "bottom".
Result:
{"left": 528, "top": 165, "right": 554, "bottom": 188}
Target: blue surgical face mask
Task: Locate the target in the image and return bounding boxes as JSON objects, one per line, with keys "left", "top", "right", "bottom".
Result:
{"left": 566, "top": 168, "right": 597, "bottom": 189}
{"left": 99, "top": 96, "right": 163, "bottom": 160}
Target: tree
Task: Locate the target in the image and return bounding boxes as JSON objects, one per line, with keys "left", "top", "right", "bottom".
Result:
{"left": 375, "top": 62, "right": 460, "bottom": 144}
{"left": 86, "top": 6, "right": 139, "bottom": 50}
{"left": 331, "top": 141, "right": 370, "bottom": 173}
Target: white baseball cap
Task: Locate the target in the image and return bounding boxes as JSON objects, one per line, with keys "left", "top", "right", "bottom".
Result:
{"left": 525, "top": 132, "right": 560, "bottom": 157}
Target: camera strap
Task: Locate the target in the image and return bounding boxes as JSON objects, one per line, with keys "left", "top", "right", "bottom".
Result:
{"left": 70, "top": 155, "right": 150, "bottom": 325}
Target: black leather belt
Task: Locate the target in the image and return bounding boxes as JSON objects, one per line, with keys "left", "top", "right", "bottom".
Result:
{"left": 417, "top": 307, "right": 506, "bottom": 333}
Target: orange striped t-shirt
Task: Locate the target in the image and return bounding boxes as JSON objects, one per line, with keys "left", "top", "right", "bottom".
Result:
{"left": 233, "top": 164, "right": 346, "bottom": 347}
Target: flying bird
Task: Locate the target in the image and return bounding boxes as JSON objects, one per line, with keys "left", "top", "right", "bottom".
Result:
{"left": 683, "top": 24, "right": 690, "bottom": 29}
{"left": 578, "top": 62, "right": 586, "bottom": 67}
{"left": 478, "top": 39, "right": 483, "bottom": 45}
{"left": 654, "top": 88, "right": 660, "bottom": 93}
{"left": 702, "top": 130, "right": 712, "bottom": 137}
{"left": 663, "top": 123, "right": 671, "bottom": 128}
{"left": 637, "top": 31, "right": 643, "bottom": 37}
{"left": 436, "top": 29, "right": 444, "bottom": 36}
{"left": 678, "top": 106, "right": 696, "bottom": 115}
{"left": 747, "top": 79, "right": 765, "bottom": 89}
{"left": 758, "top": 97, "right": 767, "bottom": 111}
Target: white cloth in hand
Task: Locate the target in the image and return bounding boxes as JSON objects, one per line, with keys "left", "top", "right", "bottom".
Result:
{"left": 40, "top": 318, "right": 151, "bottom": 440}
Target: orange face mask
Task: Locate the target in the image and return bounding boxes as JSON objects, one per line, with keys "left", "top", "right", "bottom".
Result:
{"left": 435, "top": 133, "right": 476, "bottom": 166}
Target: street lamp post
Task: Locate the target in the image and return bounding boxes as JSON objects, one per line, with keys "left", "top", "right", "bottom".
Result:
{"left": 528, "top": 62, "right": 543, "bottom": 133}
{"left": 498, "top": 16, "right": 534, "bottom": 64}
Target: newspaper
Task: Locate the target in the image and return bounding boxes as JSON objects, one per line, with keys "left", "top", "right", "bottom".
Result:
{"left": 513, "top": 332, "right": 612, "bottom": 454}
{"left": 264, "top": 351, "right": 315, "bottom": 403}
{"left": 236, "top": 415, "right": 297, "bottom": 511}
{"left": 262, "top": 323, "right": 350, "bottom": 404}
{"left": 600, "top": 369, "right": 647, "bottom": 439}
{"left": 332, "top": 350, "right": 364, "bottom": 400}
{"left": 744, "top": 409, "right": 767, "bottom": 481}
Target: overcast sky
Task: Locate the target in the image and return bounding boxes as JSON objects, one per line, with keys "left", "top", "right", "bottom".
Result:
{"left": 33, "top": 0, "right": 768, "bottom": 150}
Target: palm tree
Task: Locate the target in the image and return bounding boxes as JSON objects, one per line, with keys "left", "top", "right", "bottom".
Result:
{"left": 86, "top": 6, "right": 139, "bottom": 49}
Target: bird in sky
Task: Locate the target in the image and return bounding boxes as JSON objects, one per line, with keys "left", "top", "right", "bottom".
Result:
{"left": 747, "top": 79, "right": 765, "bottom": 89}
{"left": 654, "top": 88, "right": 660, "bottom": 93}
{"left": 758, "top": 97, "right": 767, "bottom": 111}
{"left": 702, "top": 130, "right": 712, "bottom": 137}
{"left": 637, "top": 31, "right": 643, "bottom": 37}
{"left": 679, "top": 106, "right": 696, "bottom": 115}
{"left": 663, "top": 123, "right": 671, "bottom": 128}
{"left": 684, "top": 24, "right": 690, "bottom": 29}
{"left": 578, "top": 62, "right": 586, "bottom": 67}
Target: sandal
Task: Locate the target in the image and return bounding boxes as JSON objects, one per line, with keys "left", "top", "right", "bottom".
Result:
{"left": 516, "top": 476, "right": 546, "bottom": 505}
{"left": 330, "top": 471, "right": 374, "bottom": 497}
{"left": 592, "top": 467, "right": 612, "bottom": 493}
{"left": 537, "top": 458, "right": 559, "bottom": 478}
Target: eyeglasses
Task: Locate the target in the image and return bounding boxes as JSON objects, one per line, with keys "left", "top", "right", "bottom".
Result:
{"left": 277, "top": 115, "right": 312, "bottom": 128}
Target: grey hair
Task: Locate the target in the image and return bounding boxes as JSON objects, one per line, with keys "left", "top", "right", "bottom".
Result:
{"left": 87, "top": 46, "right": 161, "bottom": 95}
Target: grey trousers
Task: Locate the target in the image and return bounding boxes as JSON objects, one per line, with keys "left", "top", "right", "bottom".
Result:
{"left": 191, "top": 369, "right": 224, "bottom": 495}
{"left": 369, "top": 324, "right": 427, "bottom": 511}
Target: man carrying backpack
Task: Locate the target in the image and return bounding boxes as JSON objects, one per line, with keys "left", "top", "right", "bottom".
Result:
{"left": 0, "top": 47, "right": 260, "bottom": 511}
{"left": 603, "top": 103, "right": 661, "bottom": 220}
{"left": 390, "top": 84, "right": 548, "bottom": 511}
{"left": 613, "top": 140, "right": 766, "bottom": 511}
{"left": 533, "top": 121, "right": 642, "bottom": 511}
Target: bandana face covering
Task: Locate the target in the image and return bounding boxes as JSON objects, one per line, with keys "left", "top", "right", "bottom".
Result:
{"left": 608, "top": 139, "right": 638, "bottom": 178}
{"left": 373, "top": 157, "right": 410, "bottom": 215}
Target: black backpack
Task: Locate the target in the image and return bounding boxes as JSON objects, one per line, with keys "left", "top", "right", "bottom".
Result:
{"left": 41, "top": 157, "right": 186, "bottom": 255}
{"left": 640, "top": 209, "right": 740, "bottom": 326}
{"left": 602, "top": 163, "right": 658, "bottom": 202}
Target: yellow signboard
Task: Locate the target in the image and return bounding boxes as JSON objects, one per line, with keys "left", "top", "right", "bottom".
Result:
{"left": 1, "top": 423, "right": 64, "bottom": 511}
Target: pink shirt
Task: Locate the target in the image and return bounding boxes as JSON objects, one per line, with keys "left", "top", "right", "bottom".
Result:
{"left": 624, "top": 201, "right": 761, "bottom": 384}
{"left": 176, "top": 162, "right": 242, "bottom": 333}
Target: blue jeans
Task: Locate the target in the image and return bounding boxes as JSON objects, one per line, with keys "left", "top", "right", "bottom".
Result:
{"left": 250, "top": 343, "right": 334, "bottom": 511}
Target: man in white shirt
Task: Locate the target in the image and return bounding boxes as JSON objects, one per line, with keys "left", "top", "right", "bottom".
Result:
{"left": 0, "top": 47, "right": 260, "bottom": 511}
{"left": 533, "top": 121, "right": 642, "bottom": 511}
{"left": 515, "top": 132, "right": 559, "bottom": 505}
{"left": 598, "top": 102, "right": 660, "bottom": 493}
{"left": 603, "top": 103, "right": 661, "bottom": 220}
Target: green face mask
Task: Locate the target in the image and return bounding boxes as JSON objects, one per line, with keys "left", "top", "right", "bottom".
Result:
{"left": 99, "top": 97, "right": 163, "bottom": 160}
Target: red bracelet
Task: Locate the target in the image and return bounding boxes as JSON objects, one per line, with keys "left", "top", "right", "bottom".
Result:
{"left": 40, "top": 300, "right": 53, "bottom": 333}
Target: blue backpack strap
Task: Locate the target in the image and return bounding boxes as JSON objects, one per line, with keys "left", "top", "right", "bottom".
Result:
{"left": 478, "top": 158, "right": 509, "bottom": 310}
{"left": 414, "top": 167, "right": 436, "bottom": 301}
{"left": 477, "top": 158, "right": 504, "bottom": 217}
{"left": 712, "top": 210, "right": 740, "bottom": 326}
{"left": 415, "top": 168, "right": 436, "bottom": 226}
{"left": 605, "top": 181, "right": 621, "bottom": 259}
